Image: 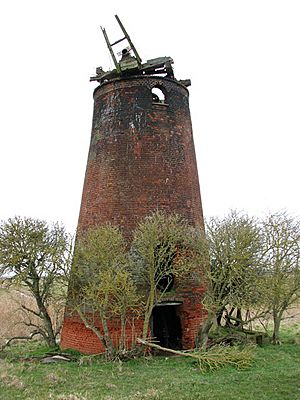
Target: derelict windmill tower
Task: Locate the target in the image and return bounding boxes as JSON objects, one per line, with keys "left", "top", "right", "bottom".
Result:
{"left": 61, "top": 16, "right": 205, "bottom": 354}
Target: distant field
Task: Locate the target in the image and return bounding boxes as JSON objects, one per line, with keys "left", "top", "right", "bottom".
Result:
{"left": 1, "top": 284, "right": 300, "bottom": 346}
{"left": 0, "top": 285, "right": 63, "bottom": 346}
{"left": 0, "top": 286, "right": 39, "bottom": 345}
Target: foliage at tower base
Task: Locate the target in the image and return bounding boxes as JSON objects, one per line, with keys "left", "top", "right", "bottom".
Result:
{"left": 0, "top": 217, "right": 72, "bottom": 348}
{"left": 67, "top": 211, "right": 205, "bottom": 357}
{"left": 198, "top": 210, "right": 300, "bottom": 347}
{"left": 68, "top": 225, "right": 141, "bottom": 358}
{"left": 130, "top": 211, "right": 205, "bottom": 341}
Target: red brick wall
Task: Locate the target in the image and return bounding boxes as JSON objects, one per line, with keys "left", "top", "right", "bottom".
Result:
{"left": 61, "top": 289, "right": 206, "bottom": 354}
{"left": 61, "top": 76, "right": 205, "bottom": 353}
{"left": 61, "top": 311, "right": 144, "bottom": 354}
{"left": 77, "top": 76, "right": 204, "bottom": 238}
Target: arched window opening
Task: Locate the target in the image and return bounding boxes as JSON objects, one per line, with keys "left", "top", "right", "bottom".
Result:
{"left": 152, "top": 87, "right": 166, "bottom": 104}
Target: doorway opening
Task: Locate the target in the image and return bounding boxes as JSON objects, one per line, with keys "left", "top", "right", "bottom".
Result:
{"left": 151, "top": 304, "right": 182, "bottom": 349}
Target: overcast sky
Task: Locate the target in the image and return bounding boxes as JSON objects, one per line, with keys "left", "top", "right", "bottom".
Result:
{"left": 0, "top": 0, "right": 299, "bottom": 233}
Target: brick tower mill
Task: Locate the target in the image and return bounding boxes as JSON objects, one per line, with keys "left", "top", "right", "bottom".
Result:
{"left": 61, "top": 16, "right": 206, "bottom": 354}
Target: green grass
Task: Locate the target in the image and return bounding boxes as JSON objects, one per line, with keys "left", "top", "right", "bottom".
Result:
{"left": 1, "top": 341, "right": 300, "bottom": 400}
{"left": 276, "top": 323, "right": 300, "bottom": 344}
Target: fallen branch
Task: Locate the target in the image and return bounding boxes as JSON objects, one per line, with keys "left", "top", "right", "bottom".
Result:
{"left": 137, "top": 338, "right": 198, "bottom": 359}
{"left": 137, "top": 338, "right": 255, "bottom": 372}
{"left": 1, "top": 331, "right": 41, "bottom": 351}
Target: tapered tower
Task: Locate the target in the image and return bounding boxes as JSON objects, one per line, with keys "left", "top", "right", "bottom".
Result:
{"left": 61, "top": 16, "right": 205, "bottom": 354}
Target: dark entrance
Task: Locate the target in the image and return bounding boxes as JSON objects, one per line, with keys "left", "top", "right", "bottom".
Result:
{"left": 151, "top": 304, "right": 182, "bottom": 349}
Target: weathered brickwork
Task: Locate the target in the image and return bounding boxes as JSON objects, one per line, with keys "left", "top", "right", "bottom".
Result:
{"left": 78, "top": 76, "right": 203, "bottom": 237}
{"left": 61, "top": 75, "right": 205, "bottom": 354}
{"left": 62, "top": 311, "right": 145, "bottom": 354}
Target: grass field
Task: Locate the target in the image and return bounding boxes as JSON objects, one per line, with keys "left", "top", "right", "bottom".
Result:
{"left": 1, "top": 286, "right": 300, "bottom": 399}
{"left": 1, "top": 336, "right": 300, "bottom": 400}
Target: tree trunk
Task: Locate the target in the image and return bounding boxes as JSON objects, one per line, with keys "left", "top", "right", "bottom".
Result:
{"left": 100, "top": 314, "right": 114, "bottom": 357}
{"left": 120, "top": 314, "right": 126, "bottom": 351}
{"left": 197, "top": 312, "right": 215, "bottom": 349}
{"left": 142, "top": 311, "right": 151, "bottom": 340}
{"left": 235, "top": 308, "right": 243, "bottom": 328}
{"left": 42, "top": 312, "right": 57, "bottom": 347}
{"left": 142, "top": 289, "right": 154, "bottom": 339}
{"left": 216, "top": 307, "right": 224, "bottom": 326}
{"left": 272, "top": 312, "right": 282, "bottom": 345}
{"left": 34, "top": 293, "right": 56, "bottom": 347}
{"left": 76, "top": 308, "right": 106, "bottom": 351}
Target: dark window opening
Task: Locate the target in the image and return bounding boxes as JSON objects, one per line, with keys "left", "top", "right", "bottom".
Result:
{"left": 156, "top": 273, "right": 174, "bottom": 292}
{"left": 152, "top": 87, "right": 166, "bottom": 104}
{"left": 152, "top": 305, "right": 182, "bottom": 349}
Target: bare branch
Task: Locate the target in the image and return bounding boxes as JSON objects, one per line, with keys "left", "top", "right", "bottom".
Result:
{"left": 1, "top": 331, "right": 41, "bottom": 351}
{"left": 0, "top": 216, "right": 72, "bottom": 347}
{"left": 20, "top": 304, "right": 41, "bottom": 318}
